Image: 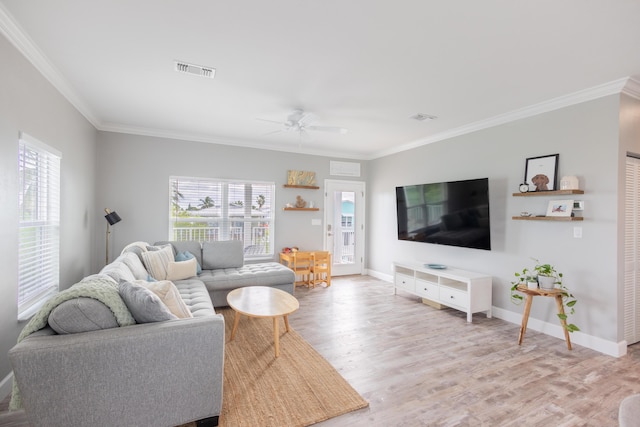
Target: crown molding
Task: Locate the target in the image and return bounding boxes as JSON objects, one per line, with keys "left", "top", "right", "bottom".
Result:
{"left": 622, "top": 77, "right": 640, "bottom": 100}
{"left": 0, "top": 4, "right": 100, "bottom": 127}
{"left": 2, "top": 4, "right": 635, "bottom": 161}
{"left": 370, "top": 77, "right": 634, "bottom": 160}
{"left": 99, "top": 122, "right": 367, "bottom": 160}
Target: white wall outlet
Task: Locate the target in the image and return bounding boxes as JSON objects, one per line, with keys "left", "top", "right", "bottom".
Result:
{"left": 573, "top": 226, "right": 583, "bottom": 238}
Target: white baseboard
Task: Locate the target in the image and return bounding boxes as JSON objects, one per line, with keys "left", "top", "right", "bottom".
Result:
{"left": 491, "top": 306, "right": 626, "bottom": 357}
{"left": 0, "top": 372, "right": 13, "bottom": 403}
{"left": 366, "top": 268, "right": 626, "bottom": 357}
{"left": 367, "top": 269, "right": 393, "bottom": 283}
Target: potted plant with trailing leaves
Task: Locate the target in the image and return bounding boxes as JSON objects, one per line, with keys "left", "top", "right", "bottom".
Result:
{"left": 510, "top": 259, "right": 579, "bottom": 333}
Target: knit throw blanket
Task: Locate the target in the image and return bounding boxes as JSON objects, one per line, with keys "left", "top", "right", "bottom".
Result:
{"left": 9, "top": 276, "right": 136, "bottom": 411}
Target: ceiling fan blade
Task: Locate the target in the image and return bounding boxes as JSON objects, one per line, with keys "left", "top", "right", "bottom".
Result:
{"left": 306, "top": 125, "right": 348, "bottom": 134}
{"left": 255, "top": 118, "right": 285, "bottom": 125}
{"left": 263, "top": 129, "right": 284, "bottom": 136}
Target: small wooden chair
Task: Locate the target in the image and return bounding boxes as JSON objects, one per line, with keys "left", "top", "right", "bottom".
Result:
{"left": 311, "top": 251, "right": 331, "bottom": 288}
{"left": 291, "top": 252, "right": 313, "bottom": 291}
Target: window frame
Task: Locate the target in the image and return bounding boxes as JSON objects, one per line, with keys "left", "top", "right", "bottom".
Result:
{"left": 169, "top": 176, "right": 276, "bottom": 259}
{"left": 17, "top": 132, "right": 61, "bottom": 320}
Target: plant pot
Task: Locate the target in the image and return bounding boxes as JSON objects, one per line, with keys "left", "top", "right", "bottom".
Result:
{"left": 538, "top": 275, "right": 556, "bottom": 289}
{"left": 527, "top": 281, "right": 538, "bottom": 289}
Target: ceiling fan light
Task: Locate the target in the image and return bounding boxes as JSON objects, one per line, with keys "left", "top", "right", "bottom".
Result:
{"left": 409, "top": 113, "right": 437, "bottom": 122}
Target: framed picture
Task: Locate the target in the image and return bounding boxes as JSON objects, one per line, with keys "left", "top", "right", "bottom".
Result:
{"left": 525, "top": 154, "right": 559, "bottom": 192}
{"left": 546, "top": 199, "right": 573, "bottom": 217}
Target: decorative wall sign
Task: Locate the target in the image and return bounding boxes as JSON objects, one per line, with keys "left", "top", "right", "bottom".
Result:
{"left": 287, "top": 170, "right": 316, "bottom": 186}
{"left": 525, "top": 154, "right": 559, "bottom": 191}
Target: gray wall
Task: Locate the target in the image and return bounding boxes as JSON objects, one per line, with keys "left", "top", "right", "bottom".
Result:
{"left": 367, "top": 95, "right": 623, "bottom": 343}
{"left": 94, "top": 132, "right": 367, "bottom": 272}
{"left": 0, "top": 35, "right": 98, "bottom": 386}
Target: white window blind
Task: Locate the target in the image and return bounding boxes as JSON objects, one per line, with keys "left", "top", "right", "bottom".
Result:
{"left": 624, "top": 155, "right": 640, "bottom": 344}
{"left": 18, "top": 132, "right": 61, "bottom": 320}
{"left": 169, "top": 176, "right": 275, "bottom": 258}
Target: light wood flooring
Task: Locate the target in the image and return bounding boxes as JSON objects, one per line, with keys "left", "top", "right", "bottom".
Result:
{"left": 292, "top": 275, "right": 640, "bottom": 426}
{"left": 2, "top": 275, "right": 640, "bottom": 426}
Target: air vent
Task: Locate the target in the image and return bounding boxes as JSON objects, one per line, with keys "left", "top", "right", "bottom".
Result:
{"left": 409, "top": 113, "right": 438, "bottom": 121}
{"left": 174, "top": 61, "right": 216, "bottom": 79}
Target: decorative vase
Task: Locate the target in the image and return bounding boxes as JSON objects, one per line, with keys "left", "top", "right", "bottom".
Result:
{"left": 538, "top": 275, "right": 556, "bottom": 289}
{"left": 527, "top": 280, "right": 538, "bottom": 290}
{"left": 560, "top": 176, "right": 579, "bottom": 190}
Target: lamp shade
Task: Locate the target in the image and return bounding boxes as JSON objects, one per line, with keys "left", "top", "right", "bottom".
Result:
{"left": 104, "top": 209, "right": 122, "bottom": 226}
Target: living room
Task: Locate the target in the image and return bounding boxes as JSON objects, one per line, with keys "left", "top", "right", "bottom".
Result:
{"left": 1, "top": 1, "right": 640, "bottom": 424}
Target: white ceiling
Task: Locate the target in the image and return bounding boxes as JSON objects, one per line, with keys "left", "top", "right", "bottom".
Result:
{"left": 1, "top": 0, "right": 640, "bottom": 160}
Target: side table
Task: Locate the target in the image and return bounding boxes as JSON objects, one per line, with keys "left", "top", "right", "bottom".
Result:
{"left": 516, "top": 284, "right": 572, "bottom": 350}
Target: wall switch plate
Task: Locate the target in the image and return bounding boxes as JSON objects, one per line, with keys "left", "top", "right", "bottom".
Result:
{"left": 311, "top": 219, "right": 321, "bottom": 226}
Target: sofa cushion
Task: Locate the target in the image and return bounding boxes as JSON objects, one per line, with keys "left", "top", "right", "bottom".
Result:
{"left": 139, "top": 280, "right": 193, "bottom": 319}
{"left": 48, "top": 297, "right": 119, "bottom": 334}
{"left": 173, "top": 279, "right": 216, "bottom": 317}
{"left": 198, "top": 262, "right": 295, "bottom": 291}
{"left": 203, "top": 240, "right": 244, "bottom": 269}
{"left": 141, "top": 246, "right": 174, "bottom": 280}
{"left": 120, "top": 251, "right": 149, "bottom": 280}
{"left": 99, "top": 255, "right": 137, "bottom": 282}
{"left": 166, "top": 258, "right": 198, "bottom": 281}
{"left": 120, "top": 241, "right": 150, "bottom": 264}
{"left": 118, "top": 280, "right": 177, "bottom": 323}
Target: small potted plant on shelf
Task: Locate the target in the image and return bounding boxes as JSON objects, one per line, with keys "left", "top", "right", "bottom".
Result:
{"left": 510, "top": 258, "right": 579, "bottom": 333}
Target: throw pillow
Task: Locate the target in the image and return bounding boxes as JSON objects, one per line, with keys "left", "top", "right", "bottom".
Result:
{"left": 166, "top": 257, "right": 198, "bottom": 281}
{"left": 137, "top": 280, "right": 193, "bottom": 319}
{"left": 175, "top": 251, "right": 202, "bottom": 274}
{"left": 147, "top": 243, "right": 176, "bottom": 257}
{"left": 141, "top": 246, "right": 174, "bottom": 280}
{"left": 48, "top": 297, "right": 119, "bottom": 334}
{"left": 118, "top": 280, "right": 177, "bottom": 323}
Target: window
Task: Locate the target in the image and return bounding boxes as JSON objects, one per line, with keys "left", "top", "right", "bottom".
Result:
{"left": 169, "top": 176, "right": 275, "bottom": 258}
{"left": 18, "top": 132, "right": 61, "bottom": 320}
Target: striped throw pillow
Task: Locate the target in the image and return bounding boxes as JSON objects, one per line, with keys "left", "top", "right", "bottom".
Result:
{"left": 141, "top": 246, "right": 174, "bottom": 280}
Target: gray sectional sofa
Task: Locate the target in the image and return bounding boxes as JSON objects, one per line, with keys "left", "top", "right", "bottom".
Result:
{"left": 8, "top": 240, "right": 295, "bottom": 427}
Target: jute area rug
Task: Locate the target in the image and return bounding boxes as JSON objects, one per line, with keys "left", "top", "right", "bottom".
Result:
{"left": 185, "top": 308, "right": 368, "bottom": 427}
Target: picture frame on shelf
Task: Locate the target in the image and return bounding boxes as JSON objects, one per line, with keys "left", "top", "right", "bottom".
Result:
{"left": 546, "top": 199, "right": 573, "bottom": 217}
{"left": 525, "top": 154, "right": 559, "bottom": 192}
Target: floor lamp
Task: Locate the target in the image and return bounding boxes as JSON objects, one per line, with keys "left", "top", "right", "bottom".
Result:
{"left": 104, "top": 208, "right": 122, "bottom": 265}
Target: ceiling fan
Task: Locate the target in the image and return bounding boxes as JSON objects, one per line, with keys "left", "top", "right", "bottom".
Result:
{"left": 257, "top": 109, "right": 348, "bottom": 136}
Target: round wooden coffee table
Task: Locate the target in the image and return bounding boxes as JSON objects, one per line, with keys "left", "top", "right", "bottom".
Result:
{"left": 227, "top": 286, "right": 299, "bottom": 357}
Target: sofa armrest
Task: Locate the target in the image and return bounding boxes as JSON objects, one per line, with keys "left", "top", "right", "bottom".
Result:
{"left": 10, "top": 315, "right": 224, "bottom": 427}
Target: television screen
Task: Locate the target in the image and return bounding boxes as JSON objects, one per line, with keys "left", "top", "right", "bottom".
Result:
{"left": 396, "top": 177, "right": 491, "bottom": 250}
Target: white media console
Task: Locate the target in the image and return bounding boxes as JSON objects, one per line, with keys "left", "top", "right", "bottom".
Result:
{"left": 393, "top": 261, "right": 492, "bottom": 322}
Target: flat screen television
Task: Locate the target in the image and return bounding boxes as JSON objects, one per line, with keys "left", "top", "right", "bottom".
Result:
{"left": 396, "top": 177, "right": 491, "bottom": 250}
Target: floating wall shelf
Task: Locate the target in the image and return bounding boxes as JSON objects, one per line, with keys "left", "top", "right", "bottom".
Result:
{"left": 512, "top": 216, "right": 584, "bottom": 221}
{"left": 512, "top": 189, "right": 584, "bottom": 197}
{"left": 283, "top": 185, "right": 319, "bottom": 189}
